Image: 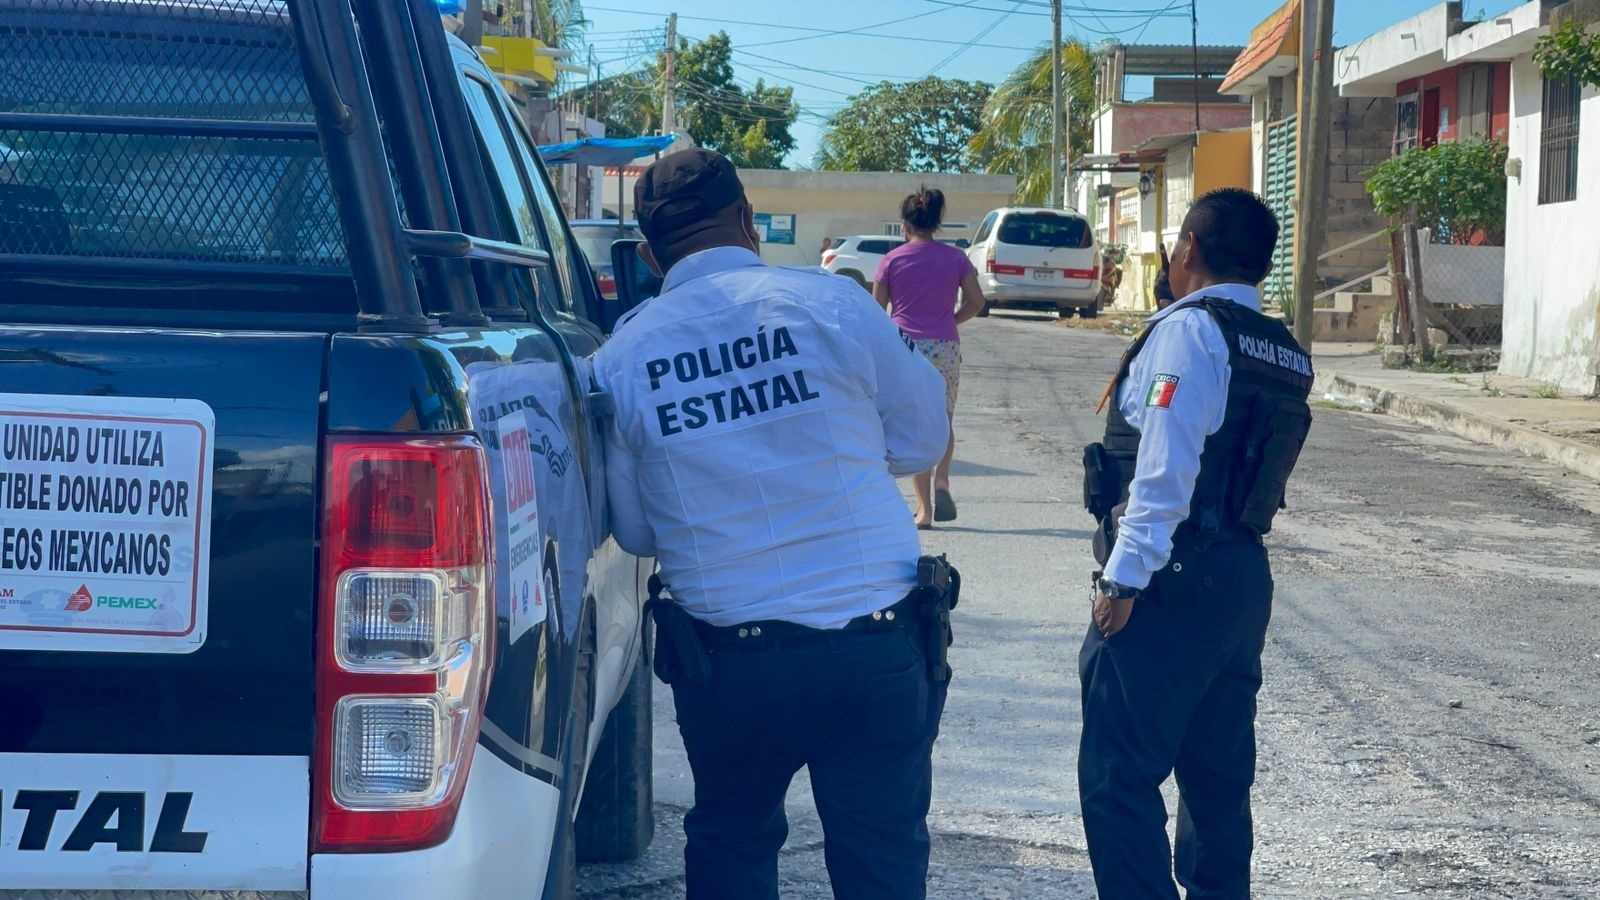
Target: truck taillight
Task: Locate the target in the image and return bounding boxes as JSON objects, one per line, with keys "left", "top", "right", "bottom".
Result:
{"left": 821, "top": 250, "right": 837, "bottom": 266}
{"left": 314, "top": 436, "right": 494, "bottom": 852}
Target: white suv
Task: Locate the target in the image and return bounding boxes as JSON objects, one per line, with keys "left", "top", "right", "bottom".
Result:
{"left": 967, "top": 207, "right": 1102, "bottom": 317}
{"left": 822, "top": 235, "right": 975, "bottom": 288}
{"left": 822, "top": 235, "right": 905, "bottom": 287}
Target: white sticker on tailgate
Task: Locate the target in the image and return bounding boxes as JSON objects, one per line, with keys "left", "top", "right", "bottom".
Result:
{"left": 0, "top": 394, "right": 214, "bottom": 654}
{"left": 0, "top": 753, "right": 308, "bottom": 892}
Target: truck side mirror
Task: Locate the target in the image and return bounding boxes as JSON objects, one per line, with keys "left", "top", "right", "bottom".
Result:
{"left": 604, "top": 239, "right": 661, "bottom": 334}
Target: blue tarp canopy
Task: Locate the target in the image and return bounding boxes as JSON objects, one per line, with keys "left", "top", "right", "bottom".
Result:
{"left": 538, "top": 135, "right": 678, "bottom": 167}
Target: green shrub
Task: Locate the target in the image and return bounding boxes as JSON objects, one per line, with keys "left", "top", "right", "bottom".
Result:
{"left": 1364, "top": 140, "right": 1508, "bottom": 245}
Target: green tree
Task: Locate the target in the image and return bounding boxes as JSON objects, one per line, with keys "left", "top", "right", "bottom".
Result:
{"left": 670, "top": 33, "right": 798, "bottom": 169}
{"left": 584, "top": 69, "right": 660, "bottom": 137}
{"left": 524, "top": 0, "right": 587, "bottom": 52}
{"left": 817, "top": 77, "right": 992, "bottom": 173}
{"left": 968, "top": 39, "right": 1096, "bottom": 204}
{"left": 1534, "top": 18, "right": 1600, "bottom": 90}
{"left": 574, "top": 32, "right": 798, "bottom": 168}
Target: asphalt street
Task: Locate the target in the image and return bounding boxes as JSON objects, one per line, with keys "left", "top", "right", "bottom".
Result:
{"left": 578, "top": 313, "right": 1600, "bottom": 899}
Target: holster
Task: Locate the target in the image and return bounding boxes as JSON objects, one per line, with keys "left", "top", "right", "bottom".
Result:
{"left": 1081, "top": 443, "right": 1120, "bottom": 523}
{"left": 1091, "top": 502, "right": 1126, "bottom": 568}
{"left": 642, "top": 574, "right": 711, "bottom": 687}
{"left": 911, "top": 554, "right": 960, "bottom": 685}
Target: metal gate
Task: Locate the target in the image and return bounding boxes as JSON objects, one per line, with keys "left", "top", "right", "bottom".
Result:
{"left": 1263, "top": 115, "right": 1297, "bottom": 314}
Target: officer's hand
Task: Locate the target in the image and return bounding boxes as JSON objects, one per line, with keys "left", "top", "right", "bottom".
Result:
{"left": 1093, "top": 591, "right": 1136, "bottom": 638}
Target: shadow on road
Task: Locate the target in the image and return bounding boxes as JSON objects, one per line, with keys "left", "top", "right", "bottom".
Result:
{"left": 947, "top": 459, "right": 1034, "bottom": 477}
{"left": 580, "top": 808, "right": 1098, "bottom": 899}
{"left": 931, "top": 525, "right": 1092, "bottom": 540}
{"left": 982, "top": 309, "right": 1062, "bottom": 323}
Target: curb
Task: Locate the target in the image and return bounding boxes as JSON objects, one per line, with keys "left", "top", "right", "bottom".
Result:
{"left": 1317, "top": 372, "right": 1600, "bottom": 483}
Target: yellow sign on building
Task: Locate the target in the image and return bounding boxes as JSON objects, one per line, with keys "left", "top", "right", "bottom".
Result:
{"left": 479, "top": 36, "right": 558, "bottom": 86}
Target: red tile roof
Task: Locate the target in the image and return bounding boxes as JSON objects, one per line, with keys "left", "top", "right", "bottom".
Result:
{"left": 1220, "top": 0, "right": 1299, "bottom": 94}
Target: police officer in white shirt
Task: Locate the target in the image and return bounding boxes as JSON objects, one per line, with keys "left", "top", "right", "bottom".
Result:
{"left": 1079, "top": 189, "right": 1314, "bottom": 899}
{"left": 592, "top": 149, "right": 953, "bottom": 900}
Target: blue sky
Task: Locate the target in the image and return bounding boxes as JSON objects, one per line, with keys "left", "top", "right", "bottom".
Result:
{"left": 579, "top": 0, "right": 1520, "bottom": 165}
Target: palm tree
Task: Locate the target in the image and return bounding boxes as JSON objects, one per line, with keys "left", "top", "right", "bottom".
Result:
{"left": 526, "top": 0, "right": 587, "bottom": 52}
{"left": 969, "top": 39, "right": 1097, "bottom": 205}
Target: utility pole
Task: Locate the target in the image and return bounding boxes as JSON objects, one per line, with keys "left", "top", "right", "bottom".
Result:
{"left": 1190, "top": 0, "right": 1201, "bottom": 132}
{"left": 1292, "top": 0, "right": 1334, "bottom": 348}
{"left": 589, "top": 46, "right": 599, "bottom": 122}
{"left": 661, "top": 13, "right": 678, "bottom": 137}
{"left": 1050, "top": 0, "right": 1063, "bottom": 208}
{"left": 463, "top": 0, "right": 484, "bottom": 46}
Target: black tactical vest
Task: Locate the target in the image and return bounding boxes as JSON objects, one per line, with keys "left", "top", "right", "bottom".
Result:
{"left": 1083, "top": 297, "right": 1314, "bottom": 539}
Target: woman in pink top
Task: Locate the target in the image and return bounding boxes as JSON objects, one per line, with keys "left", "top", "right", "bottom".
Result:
{"left": 873, "top": 187, "right": 986, "bottom": 529}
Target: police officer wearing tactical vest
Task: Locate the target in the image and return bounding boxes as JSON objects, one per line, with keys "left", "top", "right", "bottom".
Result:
{"left": 1079, "top": 188, "right": 1314, "bottom": 899}
{"left": 592, "top": 149, "right": 958, "bottom": 900}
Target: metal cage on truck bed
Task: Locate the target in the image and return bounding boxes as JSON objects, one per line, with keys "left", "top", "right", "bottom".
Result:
{"left": 0, "top": 0, "right": 550, "bottom": 332}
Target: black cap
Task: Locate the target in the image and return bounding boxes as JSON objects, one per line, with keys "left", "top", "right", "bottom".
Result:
{"left": 633, "top": 149, "right": 746, "bottom": 245}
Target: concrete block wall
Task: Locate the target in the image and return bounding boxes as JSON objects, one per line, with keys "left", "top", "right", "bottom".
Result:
{"left": 1319, "top": 96, "right": 1396, "bottom": 284}
{"left": 1314, "top": 291, "right": 1393, "bottom": 341}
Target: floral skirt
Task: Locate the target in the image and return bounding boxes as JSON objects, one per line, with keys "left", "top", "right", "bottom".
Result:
{"left": 913, "top": 338, "right": 961, "bottom": 417}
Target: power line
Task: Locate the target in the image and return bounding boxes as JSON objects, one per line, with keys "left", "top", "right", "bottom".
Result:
{"left": 739, "top": 0, "right": 982, "bottom": 49}
{"left": 918, "top": 0, "right": 1187, "bottom": 16}
{"left": 730, "top": 45, "right": 995, "bottom": 89}
{"left": 1071, "top": 0, "right": 1185, "bottom": 37}
{"left": 926, "top": 1, "right": 1024, "bottom": 76}
{"left": 582, "top": 4, "right": 1039, "bottom": 51}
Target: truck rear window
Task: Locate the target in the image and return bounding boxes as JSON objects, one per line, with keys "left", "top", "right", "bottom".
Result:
{"left": 0, "top": 1, "right": 347, "bottom": 269}
{"left": 998, "top": 214, "right": 1093, "bottom": 249}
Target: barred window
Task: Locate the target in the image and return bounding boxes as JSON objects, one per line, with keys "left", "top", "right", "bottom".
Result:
{"left": 1539, "top": 74, "right": 1581, "bottom": 206}
{"left": 1394, "top": 94, "right": 1420, "bottom": 155}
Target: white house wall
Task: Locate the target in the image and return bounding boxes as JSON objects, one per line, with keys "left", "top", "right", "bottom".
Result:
{"left": 1335, "top": 1, "right": 1457, "bottom": 97}
{"left": 1500, "top": 54, "right": 1600, "bottom": 393}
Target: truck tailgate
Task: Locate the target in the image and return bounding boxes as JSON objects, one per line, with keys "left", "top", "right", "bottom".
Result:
{"left": 0, "top": 326, "right": 324, "bottom": 892}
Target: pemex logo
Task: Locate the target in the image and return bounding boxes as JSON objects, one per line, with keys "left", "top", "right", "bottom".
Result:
{"left": 65, "top": 585, "right": 94, "bottom": 613}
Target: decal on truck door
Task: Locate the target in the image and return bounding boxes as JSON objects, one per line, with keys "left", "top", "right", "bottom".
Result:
{"left": 498, "top": 409, "right": 549, "bottom": 641}
{"left": 0, "top": 394, "right": 214, "bottom": 654}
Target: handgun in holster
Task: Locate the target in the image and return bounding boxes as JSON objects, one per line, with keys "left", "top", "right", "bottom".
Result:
{"left": 913, "top": 554, "right": 960, "bottom": 685}
{"left": 1082, "top": 443, "right": 1120, "bottom": 524}
{"left": 643, "top": 573, "right": 711, "bottom": 687}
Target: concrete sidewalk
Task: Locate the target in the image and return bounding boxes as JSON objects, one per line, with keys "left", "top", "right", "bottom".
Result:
{"left": 1315, "top": 343, "right": 1600, "bottom": 481}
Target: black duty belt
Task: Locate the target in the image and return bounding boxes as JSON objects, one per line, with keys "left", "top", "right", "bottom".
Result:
{"left": 647, "top": 554, "right": 958, "bottom": 686}
{"left": 1176, "top": 522, "right": 1266, "bottom": 549}
{"left": 692, "top": 592, "right": 918, "bottom": 650}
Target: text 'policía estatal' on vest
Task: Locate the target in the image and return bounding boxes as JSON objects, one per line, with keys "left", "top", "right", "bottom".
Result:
{"left": 1236, "top": 334, "right": 1313, "bottom": 378}
{"left": 644, "top": 325, "right": 822, "bottom": 437}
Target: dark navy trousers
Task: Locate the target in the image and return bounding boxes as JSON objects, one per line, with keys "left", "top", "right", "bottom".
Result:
{"left": 1079, "top": 537, "right": 1273, "bottom": 900}
{"left": 671, "top": 624, "right": 947, "bottom": 900}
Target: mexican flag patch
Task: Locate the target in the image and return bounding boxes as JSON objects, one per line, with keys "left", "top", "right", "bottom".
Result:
{"left": 1146, "top": 374, "right": 1180, "bottom": 409}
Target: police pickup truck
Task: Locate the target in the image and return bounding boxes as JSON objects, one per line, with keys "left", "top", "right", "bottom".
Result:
{"left": 0, "top": 1, "right": 653, "bottom": 897}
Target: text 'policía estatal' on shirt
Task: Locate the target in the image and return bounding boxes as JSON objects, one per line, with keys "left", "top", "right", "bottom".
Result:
{"left": 644, "top": 324, "right": 822, "bottom": 437}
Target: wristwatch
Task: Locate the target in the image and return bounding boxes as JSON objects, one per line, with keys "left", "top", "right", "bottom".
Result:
{"left": 1095, "top": 576, "right": 1141, "bottom": 601}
